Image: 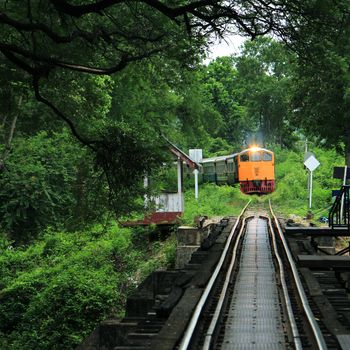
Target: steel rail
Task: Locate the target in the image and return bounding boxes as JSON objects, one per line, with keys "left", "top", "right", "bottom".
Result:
{"left": 178, "top": 201, "right": 251, "bottom": 350}
{"left": 269, "top": 200, "right": 328, "bottom": 350}
{"left": 202, "top": 217, "right": 248, "bottom": 350}
{"left": 267, "top": 216, "right": 303, "bottom": 350}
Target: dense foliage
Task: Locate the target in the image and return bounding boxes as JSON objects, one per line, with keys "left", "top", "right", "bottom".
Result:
{"left": 0, "top": 224, "right": 176, "bottom": 350}
{"left": 1, "top": 1, "right": 350, "bottom": 349}
{"left": 198, "top": 38, "right": 297, "bottom": 151}
{"left": 270, "top": 146, "right": 344, "bottom": 215}
{"left": 288, "top": 0, "right": 350, "bottom": 164}
{"left": 0, "top": 144, "right": 343, "bottom": 349}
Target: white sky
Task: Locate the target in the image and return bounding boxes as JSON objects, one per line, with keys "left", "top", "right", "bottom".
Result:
{"left": 205, "top": 34, "right": 246, "bottom": 63}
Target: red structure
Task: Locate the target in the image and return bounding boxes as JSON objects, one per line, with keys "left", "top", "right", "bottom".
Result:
{"left": 240, "top": 180, "right": 275, "bottom": 194}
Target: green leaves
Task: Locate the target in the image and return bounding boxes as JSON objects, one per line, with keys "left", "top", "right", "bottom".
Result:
{"left": 0, "top": 130, "right": 84, "bottom": 241}
{"left": 290, "top": 0, "right": 350, "bottom": 163}
{"left": 0, "top": 222, "right": 175, "bottom": 350}
{"left": 233, "top": 38, "right": 296, "bottom": 147}
{"left": 198, "top": 38, "right": 296, "bottom": 150}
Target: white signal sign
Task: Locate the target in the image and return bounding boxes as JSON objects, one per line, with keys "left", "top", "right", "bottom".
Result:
{"left": 189, "top": 149, "right": 203, "bottom": 163}
{"left": 304, "top": 155, "right": 320, "bottom": 172}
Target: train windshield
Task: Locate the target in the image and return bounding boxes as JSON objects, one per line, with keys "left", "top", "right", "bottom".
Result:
{"left": 240, "top": 153, "right": 249, "bottom": 162}
{"left": 263, "top": 152, "right": 273, "bottom": 161}
{"left": 251, "top": 151, "right": 262, "bottom": 161}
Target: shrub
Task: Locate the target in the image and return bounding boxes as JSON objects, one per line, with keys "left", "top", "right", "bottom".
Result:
{"left": 0, "top": 222, "right": 174, "bottom": 350}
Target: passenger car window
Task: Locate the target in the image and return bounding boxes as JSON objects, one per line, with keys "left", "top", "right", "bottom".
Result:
{"left": 216, "top": 163, "right": 226, "bottom": 172}
{"left": 204, "top": 164, "right": 215, "bottom": 173}
{"left": 263, "top": 152, "right": 272, "bottom": 161}
{"left": 251, "top": 152, "right": 262, "bottom": 161}
{"left": 240, "top": 154, "right": 249, "bottom": 162}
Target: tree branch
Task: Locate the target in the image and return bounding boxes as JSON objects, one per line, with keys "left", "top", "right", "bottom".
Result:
{"left": 32, "top": 75, "right": 98, "bottom": 151}
{"left": 0, "top": 41, "right": 164, "bottom": 75}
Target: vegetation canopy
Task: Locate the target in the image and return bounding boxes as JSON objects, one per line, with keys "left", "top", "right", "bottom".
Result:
{"left": 1, "top": 2, "right": 350, "bottom": 349}
{"left": 0, "top": 0, "right": 327, "bottom": 145}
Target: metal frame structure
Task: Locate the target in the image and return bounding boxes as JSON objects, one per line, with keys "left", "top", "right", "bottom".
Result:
{"left": 329, "top": 185, "right": 350, "bottom": 230}
{"left": 202, "top": 216, "right": 248, "bottom": 350}
{"left": 178, "top": 201, "right": 328, "bottom": 350}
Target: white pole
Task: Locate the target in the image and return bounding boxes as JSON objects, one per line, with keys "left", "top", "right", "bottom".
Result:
{"left": 194, "top": 169, "right": 199, "bottom": 200}
{"left": 340, "top": 166, "right": 347, "bottom": 222}
{"left": 144, "top": 176, "right": 149, "bottom": 207}
{"left": 177, "top": 158, "right": 183, "bottom": 212}
{"left": 309, "top": 170, "right": 313, "bottom": 209}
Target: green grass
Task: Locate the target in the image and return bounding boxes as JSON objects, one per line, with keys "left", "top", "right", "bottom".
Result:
{"left": 269, "top": 146, "right": 343, "bottom": 217}
{"left": 182, "top": 146, "right": 344, "bottom": 221}
{"left": 182, "top": 183, "right": 248, "bottom": 225}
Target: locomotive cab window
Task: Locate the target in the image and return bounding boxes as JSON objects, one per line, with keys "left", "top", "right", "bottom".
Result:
{"left": 263, "top": 152, "right": 272, "bottom": 161}
{"left": 240, "top": 153, "right": 249, "bottom": 162}
{"left": 251, "top": 152, "right": 262, "bottom": 161}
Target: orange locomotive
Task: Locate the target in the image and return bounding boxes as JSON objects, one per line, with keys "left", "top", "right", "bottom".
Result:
{"left": 237, "top": 147, "right": 275, "bottom": 194}
{"left": 200, "top": 147, "right": 275, "bottom": 194}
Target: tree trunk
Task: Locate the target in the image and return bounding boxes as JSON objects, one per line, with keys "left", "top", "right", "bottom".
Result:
{"left": 0, "top": 95, "right": 22, "bottom": 170}
{"left": 6, "top": 97, "right": 21, "bottom": 150}
{"left": 73, "top": 160, "right": 88, "bottom": 224}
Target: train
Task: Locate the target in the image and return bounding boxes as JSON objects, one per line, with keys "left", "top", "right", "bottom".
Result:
{"left": 200, "top": 147, "right": 275, "bottom": 194}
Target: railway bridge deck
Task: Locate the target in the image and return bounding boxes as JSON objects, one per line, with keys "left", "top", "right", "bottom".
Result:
{"left": 79, "top": 203, "right": 350, "bottom": 350}
{"left": 221, "top": 217, "right": 286, "bottom": 349}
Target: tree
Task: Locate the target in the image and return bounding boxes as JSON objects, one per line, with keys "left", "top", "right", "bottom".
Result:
{"left": 0, "top": 0, "right": 322, "bottom": 147}
{"left": 290, "top": 0, "right": 350, "bottom": 164}
{"left": 199, "top": 38, "right": 297, "bottom": 150}
{"left": 234, "top": 37, "right": 297, "bottom": 147}
{"left": 0, "top": 0, "right": 344, "bottom": 219}
{"left": 199, "top": 56, "right": 247, "bottom": 150}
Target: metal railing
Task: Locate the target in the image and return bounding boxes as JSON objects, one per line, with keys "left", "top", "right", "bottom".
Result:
{"left": 329, "top": 185, "right": 350, "bottom": 229}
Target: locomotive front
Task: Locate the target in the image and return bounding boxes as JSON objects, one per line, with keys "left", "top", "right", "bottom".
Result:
{"left": 237, "top": 147, "right": 275, "bottom": 194}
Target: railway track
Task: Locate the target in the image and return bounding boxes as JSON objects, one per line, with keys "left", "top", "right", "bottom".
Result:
{"left": 80, "top": 201, "right": 349, "bottom": 350}
{"left": 178, "top": 201, "right": 329, "bottom": 350}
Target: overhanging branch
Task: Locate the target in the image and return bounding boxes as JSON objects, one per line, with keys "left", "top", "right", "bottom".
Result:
{"left": 32, "top": 75, "right": 98, "bottom": 151}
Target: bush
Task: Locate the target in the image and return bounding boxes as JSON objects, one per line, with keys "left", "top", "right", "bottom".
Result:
{"left": 0, "top": 130, "right": 110, "bottom": 243}
{"left": 270, "top": 146, "right": 344, "bottom": 215}
{"left": 0, "top": 222, "right": 174, "bottom": 350}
